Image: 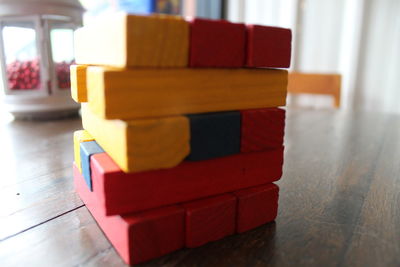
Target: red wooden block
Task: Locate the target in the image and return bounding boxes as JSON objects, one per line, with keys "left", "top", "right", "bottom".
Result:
{"left": 182, "top": 194, "right": 236, "bottom": 248}
{"left": 189, "top": 18, "right": 246, "bottom": 67}
{"left": 91, "top": 147, "right": 284, "bottom": 216}
{"left": 73, "top": 164, "right": 185, "bottom": 265}
{"left": 240, "top": 108, "right": 286, "bottom": 153}
{"left": 233, "top": 183, "right": 279, "bottom": 233}
{"left": 246, "top": 25, "right": 292, "bottom": 68}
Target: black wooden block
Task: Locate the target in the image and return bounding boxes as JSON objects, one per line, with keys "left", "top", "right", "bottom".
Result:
{"left": 187, "top": 111, "right": 241, "bottom": 161}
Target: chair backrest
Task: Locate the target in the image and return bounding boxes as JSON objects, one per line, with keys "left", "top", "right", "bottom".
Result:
{"left": 287, "top": 72, "right": 342, "bottom": 108}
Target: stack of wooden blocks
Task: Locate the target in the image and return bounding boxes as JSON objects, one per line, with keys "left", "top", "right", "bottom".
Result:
{"left": 71, "top": 13, "right": 291, "bottom": 265}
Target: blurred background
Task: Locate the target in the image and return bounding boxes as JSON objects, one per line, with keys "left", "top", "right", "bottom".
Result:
{"left": 82, "top": 0, "right": 400, "bottom": 113}
{"left": 225, "top": 0, "right": 400, "bottom": 113}
{"left": 188, "top": 0, "right": 400, "bottom": 113}
{"left": 0, "top": 0, "right": 399, "bottom": 121}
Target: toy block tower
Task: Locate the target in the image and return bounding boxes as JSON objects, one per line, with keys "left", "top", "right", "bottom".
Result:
{"left": 71, "top": 13, "right": 291, "bottom": 265}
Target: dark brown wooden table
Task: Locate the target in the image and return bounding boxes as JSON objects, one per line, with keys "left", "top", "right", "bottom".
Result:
{"left": 1, "top": 109, "right": 399, "bottom": 267}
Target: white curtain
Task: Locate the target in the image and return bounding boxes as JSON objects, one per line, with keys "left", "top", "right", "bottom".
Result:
{"left": 227, "top": 0, "right": 400, "bottom": 114}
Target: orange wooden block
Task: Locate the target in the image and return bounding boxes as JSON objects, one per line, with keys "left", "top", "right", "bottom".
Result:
{"left": 81, "top": 105, "right": 190, "bottom": 173}
{"left": 70, "top": 65, "right": 87, "bottom": 103}
{"left": 74, "top": 13, "right": 189, "bottom": 68}
{"left": 86, "top": 67, "right": 288, "bottom": 120}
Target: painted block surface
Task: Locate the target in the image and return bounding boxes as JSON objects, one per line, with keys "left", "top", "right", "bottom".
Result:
{"left": 183, "top": 194, "right": 236, "bottom": 248}
{"left": 117, "top": 0, "right": 155, "bottom": 14}
{"left": 81, "top": 105, "right": 190, "bottom": 173}
{"left": 70, "top": 65, "right": 88, "bottom": 103}
{"left": 187, "top": 111, "right": 241, "bottom": 161}
{"left": 74, "top": 14, "right": 189, "bottom": 68}
{"left": 86, "top": 67, "right": 288, "bottom": 120}
{"left": 246, "top": 25, "right": 292, "bottom": 68}
{"left": 89, "top": 147, "right": 284, "bottom": 215}
{"left": 233, "top": 183, "right": 279, "bottom": 233}
{"left": 189, "top": 18, "right": 246, "bottom": 67}
{"left": 240, "top": 108, "right": 285, "bottom": 153}
{"left": 80, "top": 141, "right": 104, "bottom": 190}
{"left": 73, "top": 164, "right": 185, "bottom": 265}
{"left": 73, "top": 130, "right": 94, "bottom": 172}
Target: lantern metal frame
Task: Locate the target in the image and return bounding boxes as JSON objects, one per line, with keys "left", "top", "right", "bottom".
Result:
{"left": 44, "top": 16, "right": 80, "bottom": 97}
{"left": 0, "top": 14, "right": 80, "bottom": 97}
{"left": 0, "top": 0, "right": 84, "bottom": 118}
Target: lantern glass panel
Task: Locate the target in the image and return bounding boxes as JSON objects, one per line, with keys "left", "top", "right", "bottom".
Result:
{"left": 50, "top": 27, "right": 74, "bottom": 89}
{"left": 2, "top": 23, "right": 41, "bottom": 91}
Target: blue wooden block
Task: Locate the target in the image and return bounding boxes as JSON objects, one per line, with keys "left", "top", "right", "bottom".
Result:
{"left": 80, "top": 141, "right": 105, "bottom": 191}
{"left": 117, "top": 0, "right": 155, "bottom": 14}
{"left": 187, "top": 111, "right": 241, "bottom": 161}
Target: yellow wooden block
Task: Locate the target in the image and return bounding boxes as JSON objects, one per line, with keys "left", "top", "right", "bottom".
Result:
{"left": 81, "top": 104, "right": 190, "bottom": 173}
{"left": 86, "top": 67, "right": 288, "bottom": 120}
{"left": 70, "top": 65, "right": 88, "bottom": 103}
{"left": 73, "top": 129, "right": 94, "bottom": 172}
{"left": 74, "top": 13, "right": 189, "bottom": 68}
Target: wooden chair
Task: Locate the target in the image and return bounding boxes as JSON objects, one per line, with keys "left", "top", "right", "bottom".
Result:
{"left": 287, "top": 72, "right": 342, "bottom": 108}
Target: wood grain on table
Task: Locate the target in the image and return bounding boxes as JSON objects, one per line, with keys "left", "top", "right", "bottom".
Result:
{"left": 0, "top": 109, "right": 399, "bottom": 267}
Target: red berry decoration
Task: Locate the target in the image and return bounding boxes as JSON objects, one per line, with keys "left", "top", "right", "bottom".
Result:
{"left": 6, "top": 59, "right": 40, "bottom": 90}
{"left": 56, "top": 60, "right": 73, "bottom": 89}
{"left": 6, "top": 59, "right": 74, "bottom": 90}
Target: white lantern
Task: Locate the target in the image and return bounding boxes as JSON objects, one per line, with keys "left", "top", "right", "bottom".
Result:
{"left": 0, "top": 0, "right": 84, "bottom": 119}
